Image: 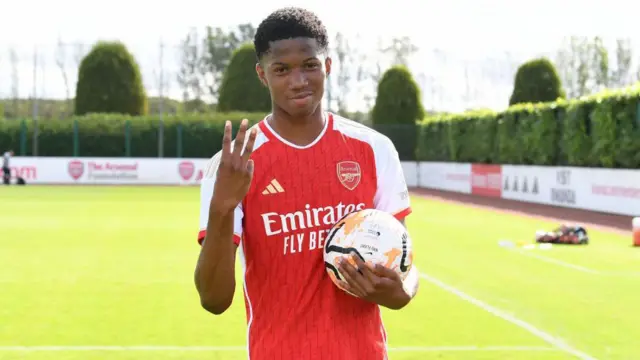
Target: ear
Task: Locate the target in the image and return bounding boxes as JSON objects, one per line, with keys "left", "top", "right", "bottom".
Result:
{"left": 255, "top": 63, "right": 268, "bottom": 87}
{"left": 324, "top": 57, "right": 332, "bottom": 77}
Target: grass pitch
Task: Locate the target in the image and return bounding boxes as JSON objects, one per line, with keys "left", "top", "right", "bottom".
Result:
{"left": 0, "top": 186, "right": 637, "bottom": 360}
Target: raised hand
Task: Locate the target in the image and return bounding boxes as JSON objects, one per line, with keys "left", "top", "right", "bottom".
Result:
{"left": 210, "top": 119, "right": 258, "bottom": 214}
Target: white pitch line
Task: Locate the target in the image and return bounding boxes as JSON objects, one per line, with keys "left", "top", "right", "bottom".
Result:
{"left": 419, "top": 272, "right": 599, "bottom": 360}
{"left": 506, "top": 248, "right": 640, "bottom": 277}
{"left": 0, "top": 346, "right": 245, "bottom": 352}
{"left": 388, "top": 346, "right": 556, "bottom": 352}
{"left": 513, "top": 250, "right": 601, "bottom": 274}
{"left": 601, "top": 271, "right": 640, "bottom": 277}
{"left": 0, "top": 345, "right": 557, "bottom": 352}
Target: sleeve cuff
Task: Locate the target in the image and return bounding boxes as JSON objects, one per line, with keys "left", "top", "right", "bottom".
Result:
{"left": 393, "top": 207, "right": 412, "bottom": 221}
{"left": 197, "top": 230, "right": 241, "bottom": 246}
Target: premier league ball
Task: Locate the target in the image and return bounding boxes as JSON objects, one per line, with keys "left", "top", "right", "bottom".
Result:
{"left": 323, "top": 208, "right": 413, "bottom": 295}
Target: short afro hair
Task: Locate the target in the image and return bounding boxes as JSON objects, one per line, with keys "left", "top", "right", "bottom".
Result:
{"left": 254, "top": 7, "right": 329, "bottom": 61}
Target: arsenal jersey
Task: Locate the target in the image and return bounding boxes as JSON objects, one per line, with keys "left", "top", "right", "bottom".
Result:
{"left": 197, "top": 112, "right": 412, "bottom": 360}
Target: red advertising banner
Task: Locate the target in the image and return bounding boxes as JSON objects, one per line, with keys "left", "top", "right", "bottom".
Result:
{"left": 471, "top": 164, "right": 502, "bottom": 197}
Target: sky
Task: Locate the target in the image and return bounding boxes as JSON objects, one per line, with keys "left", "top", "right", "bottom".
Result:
{"left": 0, "top": 0, "right": 638, "bottom": 113}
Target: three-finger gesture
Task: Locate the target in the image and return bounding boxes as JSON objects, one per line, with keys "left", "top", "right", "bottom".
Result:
{"left": 210, "top": 119, "right": 258, "bottom": 214}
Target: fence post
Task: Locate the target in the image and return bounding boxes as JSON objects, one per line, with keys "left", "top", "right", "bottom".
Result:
{"left": 176, "top": 123, "right": 183, "bottom": 158}
{"left": 19, "top": 119, "right": 27, "bottom": 156}
{"left": 125, "top": 120, "right": 131, "bottom": 157}
{"left": 157, "top": 119, "right": 164, "bottom": 158}
{"left": 73, "top": 119, "right": 79, "bottom": 157}
{"left": 32, "top": 118, "right": 38, "bottom": 156}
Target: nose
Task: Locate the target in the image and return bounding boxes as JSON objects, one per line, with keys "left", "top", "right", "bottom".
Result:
{"left": 288, "top": 68, "right": 308, "bottom": 90}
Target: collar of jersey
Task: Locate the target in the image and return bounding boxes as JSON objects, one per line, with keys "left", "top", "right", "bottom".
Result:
{"left": 259, "top": 112, "right": 332, "bottom": 150}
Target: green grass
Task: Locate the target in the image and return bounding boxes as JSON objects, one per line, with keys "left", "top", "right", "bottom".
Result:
{"left": 0, "top": 186, "right": 638, "bottom": 360}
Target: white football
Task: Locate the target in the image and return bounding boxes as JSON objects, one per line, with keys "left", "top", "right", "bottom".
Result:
{"left": 323, "top": 208, "right": 413, "bottom": 295}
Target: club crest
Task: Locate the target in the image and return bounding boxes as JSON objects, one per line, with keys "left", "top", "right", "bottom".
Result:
{"left": 68, "top": 160, "right": 84, "bottom": 181}
{"left": 178, "top": 161, "right": 195, "bottom": 181}
{"left": 336, "top": 161, "right": 361, "bottom": 190}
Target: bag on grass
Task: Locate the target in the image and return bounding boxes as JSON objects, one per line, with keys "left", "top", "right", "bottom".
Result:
{"left": 535, "top": 224, "right": 589, "bottom": 245}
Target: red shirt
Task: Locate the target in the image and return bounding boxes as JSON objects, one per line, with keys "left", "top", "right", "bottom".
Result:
{"left": 198, "top": 112, "right": 412, "bottom": 360}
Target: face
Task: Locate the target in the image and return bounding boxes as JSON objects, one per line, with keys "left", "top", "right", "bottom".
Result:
{"left": 256, "top": 37, "right": 331, "bottom": 117}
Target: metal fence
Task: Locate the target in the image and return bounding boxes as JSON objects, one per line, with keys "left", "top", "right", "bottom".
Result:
{"left": 2, "top": 118, "right": 419, "bottom": 160}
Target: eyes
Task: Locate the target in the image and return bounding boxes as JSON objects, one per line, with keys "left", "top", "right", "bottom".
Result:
{"left": 273, "top": 62, "right": 321, "bottom": 75}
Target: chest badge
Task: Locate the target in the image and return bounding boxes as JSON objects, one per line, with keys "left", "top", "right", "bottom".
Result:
{"left": 336, "top": 161, "right": 361, "bottom": 191}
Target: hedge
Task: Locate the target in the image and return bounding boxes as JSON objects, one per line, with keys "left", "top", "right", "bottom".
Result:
{"left": 0, "top": 112, "right": 266, "bottom": 158}
{"left": 0, "top": 112, "right": 423, "bottom": 160}
{"left": 417, "top": 84, "right": 640, "bottom": 168}
{"left": 4, "top": 84, "right": 639, "bottom": 166}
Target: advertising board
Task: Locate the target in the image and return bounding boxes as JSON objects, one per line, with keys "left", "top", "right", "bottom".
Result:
{"left": 10, "top": 157, "right": 209, "bottom": 185}
{"left": 501, "top": 165, "right": 640, "bottom": 217}
{"left": 471, "top": 164, "right": 501, "bottom": 197}
{"left": 418, "top": 162, "right": 471, "bottom": 193}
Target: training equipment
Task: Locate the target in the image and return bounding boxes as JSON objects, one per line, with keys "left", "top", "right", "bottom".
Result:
{"left": 535, "top": 224, "right": 588, "bottom": 245}
{"left": 633, "top": 217, "right": 640, "bottom": 247}
{"left": 323, "top": 208, "right": 413, "bottom": 295}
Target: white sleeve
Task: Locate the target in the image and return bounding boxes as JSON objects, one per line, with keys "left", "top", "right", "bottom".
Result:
{"left": 197, "top": 151, "right": 244, "bottom": 246}
{"left": 373, "top": 136, "right": 412, "bottom": 220}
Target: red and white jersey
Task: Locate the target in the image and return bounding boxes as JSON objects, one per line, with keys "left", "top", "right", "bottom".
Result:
{"left": 198, "top": 112, "right": 411, "bottom": 360}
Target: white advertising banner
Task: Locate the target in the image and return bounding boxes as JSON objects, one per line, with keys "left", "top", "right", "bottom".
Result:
{"left": 501, "top": 165, "right": 640, "bottom": 217}
{"left": 572, "top": 167, "right": 640, "bottom": 217}
{"left": 501, "top": 165, "right": 557, "bottom": 205}
{"left": 7, "top": 157, "right": 640, "bottom": 217}
{"left": 418, "top": 162, "right": 471, "bottom": 193}
{"left": 7, "top": 157, "right": 421, "bottom": 188}
{"left": 9, "top": 157, "right": 210, "bottom": 185}
{"left": 400, "top": 162, "right": 419, "bottom": 188}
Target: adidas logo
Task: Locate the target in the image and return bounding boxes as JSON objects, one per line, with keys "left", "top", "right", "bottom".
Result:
{"left": 262, "top": 179, "right": 285, "bottom": 195}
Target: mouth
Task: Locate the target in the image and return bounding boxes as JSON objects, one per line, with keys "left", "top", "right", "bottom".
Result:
{"left": 290, "top": 92, "right": 314, "bottom": 107}
{"left": 290, "top": 92, "right": 313, "bottom": 100}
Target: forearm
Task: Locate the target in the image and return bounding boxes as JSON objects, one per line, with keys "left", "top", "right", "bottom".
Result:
{"left": 194, "top": 207, "right": 237, "bottom": 314}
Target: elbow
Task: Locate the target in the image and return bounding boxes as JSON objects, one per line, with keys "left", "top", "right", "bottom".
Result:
{"left": 200, "top": 297, "right": 233, "bottom": 315}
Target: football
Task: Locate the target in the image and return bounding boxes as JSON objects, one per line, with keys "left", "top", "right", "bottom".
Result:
{"left": 323, "top": 208, "right": 413, "bottom": 295}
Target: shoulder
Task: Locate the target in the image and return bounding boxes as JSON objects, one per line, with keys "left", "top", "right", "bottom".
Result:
{"left": 203, "top": 123, "right": 269, "bottom": 180}
{"left": 331, "top": 113, "right": 397, "bottom": 154}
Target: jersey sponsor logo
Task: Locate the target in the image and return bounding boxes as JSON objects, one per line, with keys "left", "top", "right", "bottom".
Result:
{"left": 261, "top": 202, "right": 366, "bottom": 255}
{"left": 337, "top": 161, "right": 361, "bottom": 190}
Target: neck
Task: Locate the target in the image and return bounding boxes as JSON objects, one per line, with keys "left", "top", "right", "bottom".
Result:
{"left": 267, "top": 105, "right": 326, "bottom": 146}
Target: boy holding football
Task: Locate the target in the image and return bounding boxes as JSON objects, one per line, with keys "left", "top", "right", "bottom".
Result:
{"left": 194, "top": 7, "right": 419, "bottom": 359}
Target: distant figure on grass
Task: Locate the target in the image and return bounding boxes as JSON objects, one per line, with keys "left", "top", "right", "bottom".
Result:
{"left": 2, "top": 150, "right": 13, "bottom": 185}
{"left": 193, "top": 6, "right": 419, "bottom": 360}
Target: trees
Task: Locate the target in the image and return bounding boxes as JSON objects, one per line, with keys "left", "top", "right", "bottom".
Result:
{"left": 74, "top": 41, "right": 147, "bottom": 116}
{"left": 509, "top": 58, "right": 565, "bottom": 106}
{"left": 216, "top": 43, "right": 271, "bottom": 113}
{"left": 371, "top": 65, "right": 424, "bottom": 160}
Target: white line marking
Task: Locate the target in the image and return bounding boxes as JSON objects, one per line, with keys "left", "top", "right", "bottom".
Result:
{"left": 601, "top": 271, "right": 640, "bottom": 277}
{"left": 507, "top": 249, "right": 640, "bottom": 277}
{"left": 0, "top": 346, "right": 246, "bottom": 352}
{"left": 0, "top": 345, "right": 557, "bottom": 352}
{"left": 419, "top": 272, "right": 599, "bottom": 360}
{"left": 512, "top": 250, "right": 601, "bottom": 274}
{"left": 389, "top": 346, "right": 557, "bottom": 352}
